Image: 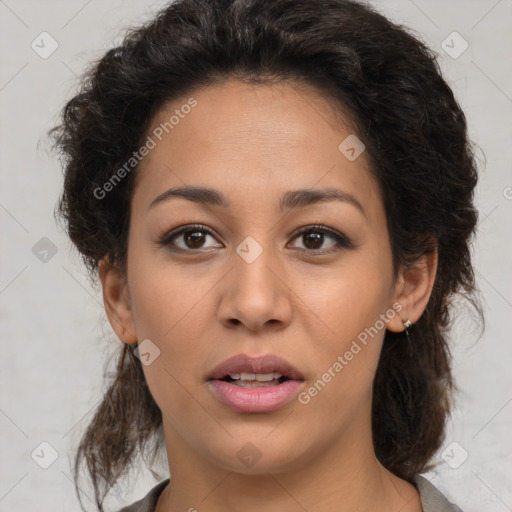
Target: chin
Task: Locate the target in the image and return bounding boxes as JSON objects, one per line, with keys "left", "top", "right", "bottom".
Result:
{"left": 206, "top": 433, "right": 311, "bottom": 475}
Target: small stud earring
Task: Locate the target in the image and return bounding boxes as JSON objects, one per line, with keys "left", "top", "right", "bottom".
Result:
{"left": 403, "top": 319, "right": 412, "bottom": 330}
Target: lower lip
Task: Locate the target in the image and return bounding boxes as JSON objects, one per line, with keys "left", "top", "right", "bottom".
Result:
{"left": 208, "top": 379, "right": 304, "bottom": 413}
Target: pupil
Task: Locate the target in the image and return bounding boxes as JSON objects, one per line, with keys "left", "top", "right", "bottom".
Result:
{"left": 186, "top": 231, "right": 205, "bottom": 248}
{"left": 304, "top": 232, "right": 323, "bottom": 249}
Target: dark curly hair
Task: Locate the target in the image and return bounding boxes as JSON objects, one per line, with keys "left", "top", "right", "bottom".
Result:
{"left": 49, "top": 0, "right": 482, "bottom": 510}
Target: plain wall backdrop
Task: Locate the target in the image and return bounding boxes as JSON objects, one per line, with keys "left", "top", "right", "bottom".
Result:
{"left": 1, "top": 0, "right": 511, "bottom": 510}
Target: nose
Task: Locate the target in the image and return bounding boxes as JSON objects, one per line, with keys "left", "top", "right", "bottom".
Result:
{"left": 217, "top": 239, "right": 293, "bottom": 333}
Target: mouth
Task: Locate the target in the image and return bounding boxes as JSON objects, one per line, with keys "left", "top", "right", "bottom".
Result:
{"left": 217, "top": 373, "right": 291, "bottom": 388}
{"left": 207, "top": 353, "right": 305, "bottom": 383}
{"left": 207, "top": 354, "right": 305, "bottom": 413}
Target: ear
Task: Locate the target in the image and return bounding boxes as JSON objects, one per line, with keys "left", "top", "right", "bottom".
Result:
{"left": 98, "top": 257, "right": 138, "bottom": 345}
{"left": 386, "top": 248, "right": 438, "bottom": 333}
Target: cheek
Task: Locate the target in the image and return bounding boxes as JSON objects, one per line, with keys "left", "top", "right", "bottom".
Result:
{"left": 298, "top": 252, "right": 393, "bottom": 342}
{"left": 125, "top": 243, "right": 215, "bottom": 383}
{"left": 128, "top": 271, "right": 215, "bottom": 388}
{"left": 126, "top": 262, "right": 213, "bottom": 423}
{"left": 295, "top": 256, "right": 393, "bottom": 404}
{"left": 127, "top": 243, "right": 215, "bottom": 339}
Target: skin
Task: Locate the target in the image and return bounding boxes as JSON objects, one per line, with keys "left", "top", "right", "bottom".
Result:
{"left": 100, "top": 78, "right": 437, "bottom": 512}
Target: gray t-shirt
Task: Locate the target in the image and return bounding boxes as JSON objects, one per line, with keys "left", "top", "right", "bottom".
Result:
{"left": 116, "top": 474, "right": 462, "bottom": 512}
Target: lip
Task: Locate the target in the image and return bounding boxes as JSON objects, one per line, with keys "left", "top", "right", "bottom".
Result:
{"left": 207, "top": 353, "right": 305, "bottom": 381}
{"left": 208, "top": 379, "right": 304, "bottom": 413}
{"left": 207, "top": 354, "right": 305, "bottom": 413}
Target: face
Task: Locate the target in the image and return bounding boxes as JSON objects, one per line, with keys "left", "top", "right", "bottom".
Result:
{"left": 104, "top": 78, "right": 413, "bottom": 475}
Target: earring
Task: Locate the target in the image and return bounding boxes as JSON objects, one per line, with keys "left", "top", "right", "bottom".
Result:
{"left": 403, "top": 319, "right": 413, "bottom": 356}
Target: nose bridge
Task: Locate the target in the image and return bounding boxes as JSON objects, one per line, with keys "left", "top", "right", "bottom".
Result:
{"left": 218, "top": 231, "right": 291, "bottom": 330}
{"left": 233, "top": 232, "right": 280, "bottom": 298}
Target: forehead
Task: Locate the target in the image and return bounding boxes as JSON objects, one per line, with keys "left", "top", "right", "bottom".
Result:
{"left": 132, "top": 78, "right": 382, "bottom": 218}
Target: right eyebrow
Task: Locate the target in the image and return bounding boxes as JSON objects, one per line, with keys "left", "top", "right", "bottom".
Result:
{"left": 148, "top": 185, "right": 228, "bottom": 211}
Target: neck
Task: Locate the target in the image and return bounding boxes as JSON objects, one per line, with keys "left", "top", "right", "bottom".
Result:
{"left": 155, "top": 412, "right": 420, "bottom": 512}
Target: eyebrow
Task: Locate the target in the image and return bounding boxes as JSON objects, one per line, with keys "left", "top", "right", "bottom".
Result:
{"left": 148, "top": 185, "right": 366, "bottom": 217}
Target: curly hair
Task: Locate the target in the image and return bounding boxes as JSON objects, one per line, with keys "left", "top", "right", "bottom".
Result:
{"left": 49, "top": 0, "right": 482, "bottom": 510}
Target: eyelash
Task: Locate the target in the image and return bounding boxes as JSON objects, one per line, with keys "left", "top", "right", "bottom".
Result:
{"left": 157, "top": 223, "right": 353, "bottom": 255}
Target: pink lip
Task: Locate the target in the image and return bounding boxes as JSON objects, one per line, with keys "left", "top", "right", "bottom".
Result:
{"left": 207, "top": 353, "right": 305, "bottom": 413}
{"left": 207, "top": 353, "right": 304, "bottom": 381}
{"left": 208, "top": 379, "right": 304, "bottom": 413}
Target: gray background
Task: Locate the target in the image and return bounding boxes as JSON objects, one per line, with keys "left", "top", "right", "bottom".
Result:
{"left": 1, "top": 0, "right": 511, "bottom": 510}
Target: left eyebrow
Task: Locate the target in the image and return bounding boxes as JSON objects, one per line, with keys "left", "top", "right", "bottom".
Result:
{"left": 278, "top": 188, "right": 366, "bottom": 218}
{"left": 148, "top": 185, "right": 366, "bottom": 218}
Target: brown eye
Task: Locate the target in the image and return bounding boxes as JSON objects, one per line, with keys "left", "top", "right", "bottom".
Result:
{"left": 290, "top": 225, "right": 353, "bottom": 253}
{"left": 182, "top": 230, "right": 209, "bottom": 249}
{"left": 302, "top": 232, "right": 325, "bottom": 250}
{"left": 159, "top": 223, "right": 352, "bottom": 254}
{"left": 159, "top": 224, "right": 223, "bottom": 252}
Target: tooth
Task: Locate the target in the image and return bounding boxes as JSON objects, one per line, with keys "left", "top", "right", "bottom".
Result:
{"left": 255, "top": 372, "right": 279, "bottom": 381}
{"left": 229, "top": 372, "right": 285, "bottom": 382}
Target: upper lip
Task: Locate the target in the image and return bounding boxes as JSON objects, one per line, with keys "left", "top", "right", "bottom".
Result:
{"left": 207, "top": 354, "right": 305, "bottom": 381}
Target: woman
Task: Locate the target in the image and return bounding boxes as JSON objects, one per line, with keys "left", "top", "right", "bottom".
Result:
{"left": 51, "top": 0, "right": 480, "bottom": 510}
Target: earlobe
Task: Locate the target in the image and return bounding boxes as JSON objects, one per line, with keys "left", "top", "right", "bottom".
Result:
{"left": 386, "top": 248, "right": 438, "bottom": 333}
{"left": 98, "top": 257, "right": 138, "bottom": 345}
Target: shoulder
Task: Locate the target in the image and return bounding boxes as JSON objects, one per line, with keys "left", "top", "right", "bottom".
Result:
{"left": 114, "top": 478, "right": 170, "bottom": 512}
{"left": 414, "top": 474, "right": 463, "bottom": 512}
